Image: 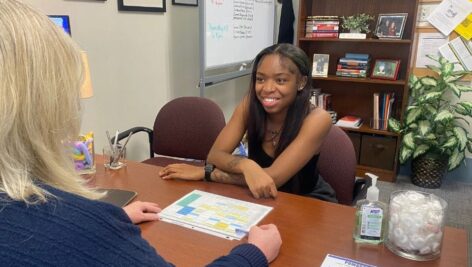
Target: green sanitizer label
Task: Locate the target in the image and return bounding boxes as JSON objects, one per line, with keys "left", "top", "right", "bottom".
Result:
{"left": 360, "top": 206, "right": 382, "bottom": 240}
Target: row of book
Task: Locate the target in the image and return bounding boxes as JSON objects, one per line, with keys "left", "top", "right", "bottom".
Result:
{"left": 336, "top": 53, "right": 371, "bottom": 78}
{"left": 305, "top": 16, "right": 339, "bottom": 38}
{"left": 373, "top": 92, "right": 395, "bottom": 130}
{"left": 310, "top": 88, "right": 332, "bottom": 111}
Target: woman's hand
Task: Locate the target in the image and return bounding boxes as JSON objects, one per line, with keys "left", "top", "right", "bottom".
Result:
{"left": 159, "top": 163, "right": 204, "bottom": 180}
{"left": 242, "top": 161, "right": 277, "bottom": 199}
{"left": 123, "top": 201, "right": 161, "bottom": 224}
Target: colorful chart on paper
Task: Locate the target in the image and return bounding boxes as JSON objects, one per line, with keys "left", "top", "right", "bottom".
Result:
{"left": 159, "top": 190, "right": 272, "bottom": 240}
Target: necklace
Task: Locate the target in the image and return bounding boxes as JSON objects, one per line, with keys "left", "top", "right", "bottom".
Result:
{"left": 266, "top": 129, "right": 281, "bottom": 147}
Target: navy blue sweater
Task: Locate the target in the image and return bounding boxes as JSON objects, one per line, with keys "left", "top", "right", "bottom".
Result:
{"left": 0, "top": 186, "right": 268, "bottom": 266}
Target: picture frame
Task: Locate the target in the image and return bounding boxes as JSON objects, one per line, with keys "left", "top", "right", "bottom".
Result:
{"left": 312, "top": 54, "right": 329, "bottom": 77}
{"left": 172, "top": 0, "right": 198, "bottom": 6}
{"left": 118, "top": 0, "right": 166, "bottom": 13}
{"left": 371, "top": 59, "right": 401, "bottom": 80}
{"left": 375, "top": 13, "right": 408, "bottom": 39}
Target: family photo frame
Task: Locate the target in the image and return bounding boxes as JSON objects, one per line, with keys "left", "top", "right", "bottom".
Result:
{"left": 118, "top": 0, "right": 166, "bottom": 12}
{"left": 172, "top": 0, "right": 198, "bottom": 6}
{"left": 312, "top": 54, "right": 330, "bottom": 77}
{"left": 371, "top": 59, "right": 401, "bottom": 80}
{"left": 375, "top": 13, "right": 408, "bottom": 39}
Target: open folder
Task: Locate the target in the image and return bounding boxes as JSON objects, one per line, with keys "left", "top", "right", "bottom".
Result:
{"left": 98, "top": 188, "right": 137, "bottom": 207}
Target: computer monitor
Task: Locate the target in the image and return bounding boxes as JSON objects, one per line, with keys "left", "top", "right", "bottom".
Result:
{"left": 48, "top": 15, "right": 71, "bottom": 35}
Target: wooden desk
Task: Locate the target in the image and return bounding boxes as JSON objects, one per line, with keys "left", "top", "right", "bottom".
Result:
{"left": 90, "top": 157, "right": 468, "bottom": 267}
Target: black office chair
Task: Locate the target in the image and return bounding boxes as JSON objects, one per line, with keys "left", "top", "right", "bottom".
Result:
{"left": 317, "top": 125, "right": 369, "bottom": 205}
{"left": 113, "top": 97, "right": 226, "bottom": 167}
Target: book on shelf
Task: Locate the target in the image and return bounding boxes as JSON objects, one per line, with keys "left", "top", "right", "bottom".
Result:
{"left": 372, "top": 92, "right": 395, "bottom": 130}
{"left": 336, "top": 115, "right": 363, "bottom": 129}
{"left": 312, "top": 54, "right": 329, "bottom": 77}
{"left": 339, "top": 33, "right": 366, "bottom": 39}
{"left": 305, "top": 16, "right": 339, "bottom": 38}
{"left": 345, "top": 53, "right": 370, "bottom": 60}
{"left": 306, "top": 32, "right": 339, "bottom": 38}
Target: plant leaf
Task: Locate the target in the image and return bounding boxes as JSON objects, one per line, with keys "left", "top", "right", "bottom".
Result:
{"left": 448, "top": 83, "right": 461, "bottom": 98}
{"left": 424, "top": 133, "right": 436, "bottom": 140}
{"left": 458, "top": 84, "right": 472, "bottom": 92}
{"left": 442, "top": 136, "right": 457, "bottom": 149}
{"left": 454, "top": 127, "right": 468, "bottom": 151}
{"left": 418, "top": 120, "right": 431, "bottom": 136}
{"left": 406, "top": 107, "right": 422, "bottom": 125}
{"left": 403, "top": 132, "right": 415, "bottom": 149}
{"left": 409, "top": 74, "right": 418, "bottom": 85}
{"left": 413, "top": 144, "right": 429, "bottom": 158}
{"left": 418, "top": 91, "right": 442, "bottom": 103}
{"left": 455, "top": 102, "right": 472, "bottom": 116}
{"left": 424, "top": 104, "right": 436, "bottom": 115}
{"left": 467, "top": 141, "right": 472, "bottom": 153}
{"left": 439, "top": 56, "right": 448, "bottom": 65}
{"left": 399, "top": 146, "right": 413, "bottom": 164}
{"left": 434, "top": 110, "right": 454, "bottom": 122}
{"left": 425, "top": 65, "right": 441, "bottom": 74}
{"left": 445, "top": 75, "right": 461, "bottom": 83}
{"left": 420, "top": 77, "right": 438, "bottom": 87}
{"left": 388, "top": 118, "right": 401, "bottom": 133}
{"left": 448, "top": 149, "right": 464, "bottom": 170}
{"left": 442, "top": 63, "right": 454, "bottom": 74}
{"left": 426, "top": 54, "right": 440, "bottom": 62}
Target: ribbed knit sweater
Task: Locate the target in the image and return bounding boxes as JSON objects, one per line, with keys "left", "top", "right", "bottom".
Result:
{"left": 0, "top": 185, "right": 268, "bottom": 267}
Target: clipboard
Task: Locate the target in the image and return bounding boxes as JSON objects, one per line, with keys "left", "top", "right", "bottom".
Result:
{"left": 98, "top": 188, "right": 137, "bottom": 207}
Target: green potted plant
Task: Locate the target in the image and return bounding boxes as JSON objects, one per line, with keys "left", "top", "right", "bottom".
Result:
{"left": 388, "top": 55, "right": 472, "bottom": 188}
{"left": 341, "top": 13, "right": 374, "bottom": 33}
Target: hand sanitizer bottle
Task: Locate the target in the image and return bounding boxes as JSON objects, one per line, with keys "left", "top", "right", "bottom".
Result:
{"left": 353, "top": 173, "right": 387, "bottom": 244}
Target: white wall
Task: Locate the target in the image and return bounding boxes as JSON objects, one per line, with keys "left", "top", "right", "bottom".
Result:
{"left": 24, "top": 0, "right": 285, "bottom": 162}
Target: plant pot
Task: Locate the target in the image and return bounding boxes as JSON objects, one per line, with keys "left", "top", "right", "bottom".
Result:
{"left": 411, "top": 153, "right": 447, "bottom": 188}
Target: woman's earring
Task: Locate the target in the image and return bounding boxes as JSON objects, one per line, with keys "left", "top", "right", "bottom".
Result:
{"left": 298, "top": 86, "right": 304, "bottom": 91}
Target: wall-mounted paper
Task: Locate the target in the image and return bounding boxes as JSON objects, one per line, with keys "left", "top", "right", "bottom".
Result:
{"left": 427, "top": 0, "right": 472, "bottom": 35}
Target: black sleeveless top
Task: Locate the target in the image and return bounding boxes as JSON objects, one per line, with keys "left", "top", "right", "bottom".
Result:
{"left": 249, "top": 145, "right": 320, "bottom": 195}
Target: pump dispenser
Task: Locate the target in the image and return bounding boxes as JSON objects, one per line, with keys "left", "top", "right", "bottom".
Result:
{"left": 353, "top": 173, "right": 387, "bottom": 244}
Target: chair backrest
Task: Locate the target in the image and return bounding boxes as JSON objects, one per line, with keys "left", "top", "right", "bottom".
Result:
{"left": 152, "top": 97, "right": 226, "bottom": 161}
{"left": 317, "top": 125, "right": 357, "bottom": 205}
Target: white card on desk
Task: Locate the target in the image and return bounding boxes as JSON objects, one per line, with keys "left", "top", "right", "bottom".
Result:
{"left": 321, "top": 254, "right": 376, "bottom": 267}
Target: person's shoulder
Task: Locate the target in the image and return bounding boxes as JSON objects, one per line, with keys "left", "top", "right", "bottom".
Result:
{"left": 41, "top": 185, "right": 132, "bottom": 224}
{"left": 306, "top": 107, "right": 332, "bottom": 125}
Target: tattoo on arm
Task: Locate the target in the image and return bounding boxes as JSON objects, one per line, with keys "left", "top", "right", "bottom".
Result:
{"left": 227, "top": 155, "right": 244, "bottom": 170}
{"left": 211, "top": 168, "right": 247, "bottom": 186}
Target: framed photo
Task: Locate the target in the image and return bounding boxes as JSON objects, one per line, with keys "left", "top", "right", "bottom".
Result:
{"left": 371, "top": 59, "right": 401, "bottom": 80}
{"left": 172, "top": 0, "right": 198, "bottom": 6}
{"left": 118, "top": 0, "right": 166, "bottom": 13}
{"left": 312, "top": 54, "right": 329, "bottom": 77}
{"left": 375, "top": 13, "right": 408, "bottom": 39}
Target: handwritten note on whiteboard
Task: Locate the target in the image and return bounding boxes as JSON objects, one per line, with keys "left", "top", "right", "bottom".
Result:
{"left": 205, "top": 0, "right": 275, "bottom": 69}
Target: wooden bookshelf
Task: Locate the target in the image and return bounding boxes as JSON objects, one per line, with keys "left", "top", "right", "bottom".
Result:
{"left": 297, "top": 0, "right": 419, "bottom": 182}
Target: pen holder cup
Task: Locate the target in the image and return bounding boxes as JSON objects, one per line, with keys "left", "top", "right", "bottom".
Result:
{"left": 71, "top": 132, "right": 96, "bottom": 175}
{"left": 385, "top": 190, "right": 447, "bottom": 261}
{"left": 103, "top": 144, "right": 126, "bottom": 170}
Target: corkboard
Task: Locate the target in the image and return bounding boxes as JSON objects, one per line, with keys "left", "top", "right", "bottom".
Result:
{"left": 411, "top": 0, "right": 471, "bottom": 80}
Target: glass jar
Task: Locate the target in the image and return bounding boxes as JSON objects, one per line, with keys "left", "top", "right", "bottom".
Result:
{"left": 386, "top": 190, "right": 447, "bottom": 261}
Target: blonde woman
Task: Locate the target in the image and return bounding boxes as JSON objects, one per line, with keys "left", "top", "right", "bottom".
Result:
{"left": 0, "top": 1, "right": 281, "bottom": 266}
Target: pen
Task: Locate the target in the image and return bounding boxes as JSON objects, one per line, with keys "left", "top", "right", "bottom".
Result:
{"left": 118, "top": 132, "right": 133, "bottom": 158}
{"left": 105, "top": 130, "right": 114, "bottom": 153}
{"left": 113, "top": 130, "right": 119, "bottom": 152}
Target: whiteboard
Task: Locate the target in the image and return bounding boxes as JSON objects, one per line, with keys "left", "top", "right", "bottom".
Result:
{"left": 204, "top": 0, "right": 275, "bottom": 70}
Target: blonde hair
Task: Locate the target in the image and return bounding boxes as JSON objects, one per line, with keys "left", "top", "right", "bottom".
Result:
{"left": 0, "top": 0, "right": 102, "bottom": 202}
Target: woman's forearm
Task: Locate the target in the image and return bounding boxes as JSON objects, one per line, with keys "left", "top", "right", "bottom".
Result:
{"left": 210, "top": 168, "right": 247, "bottom": 186}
